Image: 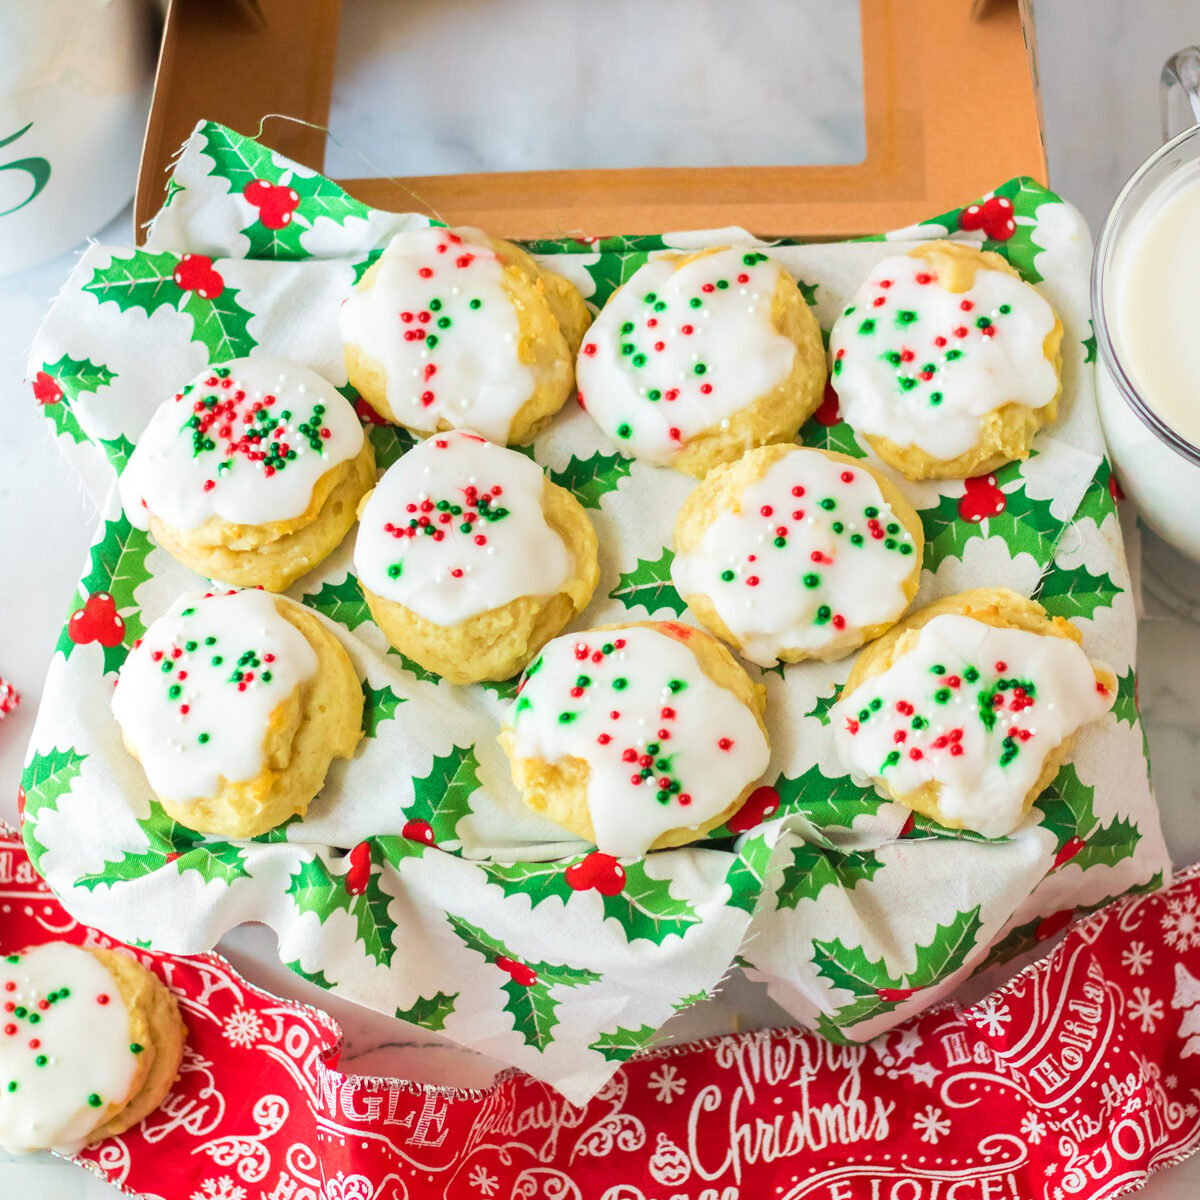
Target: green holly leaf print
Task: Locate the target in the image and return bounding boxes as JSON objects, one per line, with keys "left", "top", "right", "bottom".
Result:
{"left": 19, "top": 747, "right": 87, "bottom": 874}
{"left": 83, "top": 249, "right": 182, "bottom": 316}
{"left": 796, "top": 279, "right": 819, "bottom": 307}
{"left": 283, "top": 958, "right": 338, "bottom": 990}
{"left": 361, "top": 680, "right": 406, "bottom": 737}
{"left": 367, "top": 422, "right": 417, "bottom": 470}
{"left": 549, "top": 451, "right": 633, "bottom": 509}
{"left": 1111, "top": 669, "right": 1139, "bottom": 726}
{"left": 984, "top": 179, "right": 1050, "bottom": 284}
{"left": 287, "top": 849, "right": 397, "bottom": 968}
{"left": 239, "top": 169, "right": 374, "bottom": 260}
{"left": 407, "top": 745, "right": 481, "bottom": 844}
{"left": 351, "top": 248, "right": 383, "bottom": 286}
{"left": 163, "top": 177, "right": 185, "bottom": 208}
{"left": 56, "top": 514, "right": 154, "bottom": 674}
{"left": 35, "top": 353, "right": 118, "bottom": 446}
{"left": 609, "top": 547, "right": 687, "bottom": 617}
{"left": 1033, "top": 564, "right": 1123, "bottom": 622}
{"left": 1073, "top": 457, "right": 1118, "bottom": 529}
{"left": 181, "top": 285, "right": 256, "bottom": 362}
{"left": 672, "top": 989, "right": 710, "bottom": 1011}
{"left": 41, "top": 399, "right": 89, "bottom": 445}
{"left": 482, "top": 859, "right": 577, "bottom": 907}
{"left": 395, "top": 990, "right": 458, "bottom": 1031}
{"left": 1036, "top": 763, "right": 1141, "bottom": 872}
{"left": 805, "top": 686, "right": 843, "bottom": 727}
{"left": 479, "top": 675, "right": 521, "bottom": 703}
{"left": 99, "top": 435, "right": 136, "bottom": 474}
{"left": 598, "top": 860, "right": 701, "bottom": 944}
{"left": 902, "top": 813, "right": 1009, "bottom": 845}
{"left": 799, "top": 412, "right": 867, "bottom": 460}
{"left": 74, "top": 807, "right": 205, "bottom": 891}
{"left": 83, "top": 249, "right": 258, "bottom": 362}
{"left": 723, "top": 830, "right": 774, "bottom": 914}
{"left": 1083, "top": 320, "right": 1098, "bottom": 365}
{"left": 775, "top": 843, "right": 884, "bottom": 910}
{"left": 446, "top": 913, "right": 600, "bottom": 1052}
{"left": 814, "top": 905, "right": 983, "bottom": 1038}
{"left": 198, "top": 121, "right": 284, "bottom": 192}
{"left": 772, "top": 766, "right": 887, "bottom": 831}
{"left": 174, "top": 841, "right": 251, "bottom": 886}
{"left": 581, "top": 251, "right": 652, "bottom": 307}
{"left": 302, "top": 574, "right": 372, "bottom": 631}
{"left": 919, "top": 470, "right": 1065, "bottom": 573}
{"left": 589, "top": 1023, "right": 658, "bottom": 1062}
{"left": 388, "top": 649, "right": 442, "bottom": 685}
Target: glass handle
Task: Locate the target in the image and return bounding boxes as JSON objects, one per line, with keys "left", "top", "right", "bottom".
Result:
{"left": 1162, "top": 47, "right": 1200, "bottom": 141}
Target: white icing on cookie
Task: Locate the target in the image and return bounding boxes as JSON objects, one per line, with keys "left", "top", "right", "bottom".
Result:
{"left": 672, "top": 449, "right": 918, "bottom": 665}
{"left": 503, "top": 625, "right": 770, "bottom": 856}
{"left": 355, "top": 429, "right": 571, "bottom": 626}
{"left": 832, "top": 614, "right": 1114, "bottom": 838}
{"left": 339, "top": 227, "right": 537, "bottom": 443}
{"left": 575, "top": 248, "right": 798, "bottom": 465}
{"left": 112, "top": 590, "right": 317, "bottom": 806}
{"left": 828, "top": 253, "right": 1058, "bottom": 462}
{"left": 120, "top": 357, "right": 364, "bottom": 532}
{"left": 0, "top": 944, "right": 143, "bottom": 1154}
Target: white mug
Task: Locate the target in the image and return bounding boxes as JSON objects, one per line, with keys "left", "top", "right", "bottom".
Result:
{"left": 1093, "top": 48, "right": 1200, "bottom": 562}
{"left": 0, "top": 0, "right": 155, "bottom": 278}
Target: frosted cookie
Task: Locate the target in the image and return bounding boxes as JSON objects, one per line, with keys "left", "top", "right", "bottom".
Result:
{"left": 112, "top": 589, "right": 362, "bottom": 838}
{"left": 828, "top": 241, "right": 1064, "bottom": 480}
{"left": 575, "top": 247, "right": 826, "bottom": 477}
{"left": 672, "top": 445, "right": 923, "bottom": 666}
{"left": 0, "top": 943, "right": 185, "bottom": 1154}
{"left": 499, "top": 622, "right": 770, "bottom": 855}
{"left": 340, "top": 226, "right": 590, "bottom": 444}
{"left": 120, "top": 357, "right": 374, "bottom": 591}
{"left": 355, "top": 430, "right": 598, "bottom": 684}
{"left": 832, "top": 588, "right": 1115, "bottom": 838}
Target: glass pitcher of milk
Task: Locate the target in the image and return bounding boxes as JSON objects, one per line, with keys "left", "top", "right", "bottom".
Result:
{"left": 1094, "top": 47, "right": 1200, "bottom": 561}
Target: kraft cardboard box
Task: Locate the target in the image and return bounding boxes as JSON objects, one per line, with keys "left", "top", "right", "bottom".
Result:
{"left": 136, "top": 0, "right": 1047, "bottom": 240}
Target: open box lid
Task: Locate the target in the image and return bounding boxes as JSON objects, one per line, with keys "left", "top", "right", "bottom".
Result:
{"left": 136, "top": 0, "right": 1046, "bottom": 240}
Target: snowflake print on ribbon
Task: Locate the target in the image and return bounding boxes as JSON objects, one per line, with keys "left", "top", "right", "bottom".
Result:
{"left": 1163, "top": 894, "right": 1200, "bottom": 952}
{"left": 222, "top": 1006, "right": 263, "bottom": 1049}
{"left": 971, "top": 995, "right": 1013, "bottom": 1038}
{"left": 1122, "top": 941, "right": 1153, "bottom": 977}
{"left": 468, "top": 1165, "right": 500, "bottom": 1197}
{"left": 1020, "top": 1113, "right": 1048, "bottom": 1145}
{"left": 647, "top": 1063, "right": 687, "bottom": 1104}
{"left": 913, "top": 1105, "right": 951, "bottom": 1144}
{"left": 190, "top": 1179, "right": 247, "bottom": 1200}
{"left": 1127, "top": 986, "right": 1165, "bottom": 1034}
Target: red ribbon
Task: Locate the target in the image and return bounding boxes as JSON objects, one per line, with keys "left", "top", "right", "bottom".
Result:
{"left": 2, "top": 831, "right": 1197, "bottom": 1199}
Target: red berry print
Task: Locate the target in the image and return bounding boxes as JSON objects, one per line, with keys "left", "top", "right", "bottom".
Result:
{"left": 67, "top": 593, "right": 125, "bottom": 647}
{"left": 15, "top": 785, "right": 25, "bottom": 821}
{"left": 958, "top": 195, "right": 1016, "bottom": 241}
{"left": 242, "top": 179, "right": 301, "bottom": 230}
{"left": 31, "top": 371, "right": 62, "bottom": 406}
{"left": 565, "top": 851, "right": 626, "bottom": 896}
{"left": 726, "top": 785, "right": 780, "bottom": 834}
{"left": 897, "top": 811, "right": 916, "bottom": 838}
{"left": 957, "top": 473, "right": 1006, "bottom": 524}
{"left": 494, "top": 956, "right": 537, "bottom": 987}
{"left": 1035, "top": 909, "right": 1075, "bottom": 942}
{"left": 1108, "top": 471, "right": 1125, "bottom": 503}
{"left": 813, "top": 382, "right": 841, "bottom": 427}
{"left": 1053, "top": 836, "right": 1086, "bottom": 869}
{"left": 173, "top": 254, "right": 225, "bottom": 299}
{"left": 344, "top": 841, "right": 372, "bottom": 895}
{"left": 354, "top": 397, "right": 389, "bottom": 426}
{"left": 875, "top": 985, "right": 921, "bottom": 1002}
{"left": 402, "top": 819, "right": 436, "bottom": 846}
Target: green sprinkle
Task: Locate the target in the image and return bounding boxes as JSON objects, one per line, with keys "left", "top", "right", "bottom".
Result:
{"left": 168, "top": 684, "right": 182, "bottom": 700}
{"left": 815, "top": 605, "right": 832, "bottom": 624}
{"left": 613, "top": 677, "right": 629, "bottom": 690}
{"left": 426, "top": 335, "right": 439, "bottom": 349}
{"left": 931, "top": 664, "right": 946, "bottom": 675}
{"left": 884, "top": 538, "right": 896, "bottom": 549}
{"left": 632, "top": 354, "right": 647, "bottom": 367}
{"left": 621, "top": 321, "right": 634, "bottom": 334}
{"left": 437, "top": 317, "right": 451, "bottom": 329}
{"left": 896, "top": 310, "right": 917, "bottom": 324}
{"left": 819, "top": 498, "right": 836, "bottom": 511}
{"left": 934, "top": 688, "right": 951, "bottom": 704}
{"left": 469, "top": 298, "right": 482, "bottom": 310}
{"left": 644, "top": 292, "right": 657, "bottom": 304}
{"left": 976, "top": 316, "right": 992, "bottom": 329}
{"left": 5, "top": 1082, "right": 15, "bottom": 1093}
{"left": 716, "top": 279, "right": 729, "bottom": 289}
{"left": 198, "top": 733, "right": 210, "bottom": 744}
{"left": 689, "top": 297, "right": 702, "bottom": 308}
{"left": 999, "top": 303, "right": 1011, "bottom": 314}
{"left": 930, "top": 392, "right": 943, "bottom": 405}
{"left": 558, "top": 712, "right": 577, "bottom": 724}
{"left": 621, "top": 343, "right": 635, "bottom": 356}
{"left": 616, "top": 423, "right": 632, "bottom": 439}
{"left": 387, "top": 564, "right": 402, "bottom": 579}
{"left": 647, "top": 389, "right": 662, "bottom": 401}
{"left": 899, "top": 543, "right": 913, "bottom": 555}
{"left": 884, "top": 750, "right": 900, "bottom": 768}
{"left": 832, "top": 521, "right": 845, "bottom": 534}
{"left": 602, "top": 643, "right": 614, "bottom": 655}
{"left": 694, "top": 363, "right": 707, "bottom": 376}
{"left": 575, "top": 675, "right": 591, "bottom": 688}
{"left": 850, "top": 533, "right": 864, "bottom": 546}
{"left": 430, "top": 298, "right": 442, "bottom": 311}
{"left": 720, "top": 569, "right": 735, "bottom": 582}
{"left": 34, "top": 1055, "right": 47, "bottom": 1067}
{"left": 964, "top": 666, "right": 979, "bottom": 682}
{"left": 668, "top": 679, "right": 687, "bottom": 693}
{"left": 773, "top": 536, "right": 786, "bottom": 548}
{"left": 864, "top": 506, "right": 879, "bottom": 518}
{"left": 185, "top": 640, "right": 197, "bottom": 652}
{"left": 946, "top": 349, "right": 963, "bottom": 361}
{"left": 87, "top": 1094, "right": 102, "bottom": 1108}
{"left": 803, "top": 573, "right": 820, "bottom": 588}
{"left": 858, "top": 319, "right": 876, "bottom": 335}
{"left": 870, "top": 698, "right": 882, "bottom": 711}
{"left": 656, "top": 790, "right": 670, "bottom": 803}
{"left": 912, "top": 716, "right": 928, "bottom": 730}
{"left": 130, "top": 1043, "right": 144, "bottom": 1054}
{"left": 899, "top": 377, "right": 918, "bottom": 391}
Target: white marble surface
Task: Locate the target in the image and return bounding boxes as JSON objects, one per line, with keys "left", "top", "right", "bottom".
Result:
{"left": 4, "top": 0, "right": 1200, "bottom": 1194}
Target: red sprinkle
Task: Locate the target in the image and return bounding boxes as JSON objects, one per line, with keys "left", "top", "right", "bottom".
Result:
{"left": 718, "top": 737, "right": 734, "bottom": 751}
{"left": 97, "top": 994, "right": 110, "bottom": 1006}
{"left": 597, "top": 734, "right": 611, "bottom": 745}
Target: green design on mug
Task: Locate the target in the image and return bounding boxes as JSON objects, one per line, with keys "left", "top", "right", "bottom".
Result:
{"left": 0, "top": 123, "right": 50, "bottom": 217}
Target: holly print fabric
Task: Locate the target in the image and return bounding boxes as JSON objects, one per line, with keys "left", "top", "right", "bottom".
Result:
{"left": 21, "top": 122, "right": 1167, "bottom": 1103}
